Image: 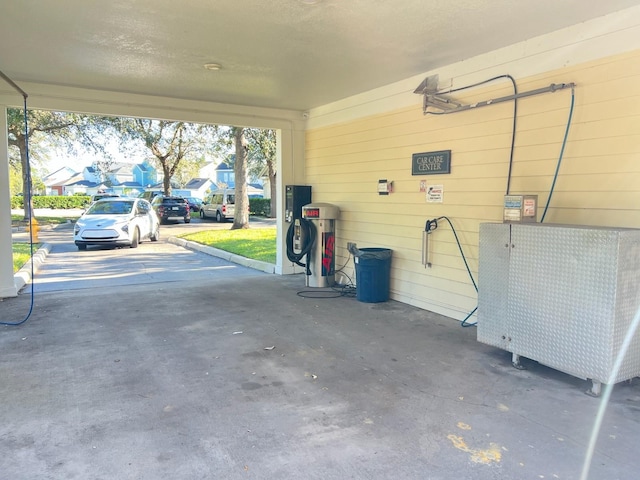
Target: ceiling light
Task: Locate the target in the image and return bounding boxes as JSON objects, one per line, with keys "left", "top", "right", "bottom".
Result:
{"left": 204, "top": 63, "right": 222, "bottom": 71}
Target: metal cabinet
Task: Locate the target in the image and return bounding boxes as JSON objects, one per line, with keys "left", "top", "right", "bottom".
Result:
{"left": 477, "top": 223, "right": 640, "bottom": 395}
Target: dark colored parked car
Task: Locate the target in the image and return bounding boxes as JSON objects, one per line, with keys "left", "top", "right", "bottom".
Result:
{"left": 151, "top": 195, "right": 191, "bottom": 224}
{"left": 185, "top": 197, "right": 203, "bottom": 213}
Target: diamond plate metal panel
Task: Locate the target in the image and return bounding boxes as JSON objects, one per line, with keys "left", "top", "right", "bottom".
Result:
{"left": 477, "top": 223, "right": 640, "bottom": 388}
{"left": 612, "top": 231, "right": 640, "bottom": 383}
{"left": 477, "top": 223, "right": 510, "bottom": 350}
{"left": 509, "top": 224, "right": 617, "bottom": 382}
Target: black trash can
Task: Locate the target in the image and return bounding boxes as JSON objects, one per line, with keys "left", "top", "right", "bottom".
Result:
{"left": 352, "top": 248, "right": 392, "bottom": 303}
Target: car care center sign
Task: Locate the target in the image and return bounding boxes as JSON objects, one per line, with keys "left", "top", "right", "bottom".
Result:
{"left": 412, "top": 150, "right": 451, "bottom": 175}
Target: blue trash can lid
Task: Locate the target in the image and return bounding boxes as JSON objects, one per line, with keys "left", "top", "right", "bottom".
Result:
{"left": 352, "top": 247, "right": 392, "bottom": 260}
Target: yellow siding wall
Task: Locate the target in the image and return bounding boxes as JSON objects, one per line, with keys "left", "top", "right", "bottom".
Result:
{"left": 304, "top": 49, "right": 640, "bottom": 320}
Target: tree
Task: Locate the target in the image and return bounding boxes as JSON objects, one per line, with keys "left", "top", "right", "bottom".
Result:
{"left": 120, "top": 119, "right": 215, "bottom": 196}
{"left": 9, "top": 166, "right": 22, "bottom": 196}
{"left": 6, "top": 161, "right": 43, "bottom": 196}
{"left": 7, "top": 108, "right": 117, "bottom": 219}
{"left": 231, "top": 127, "right": 250, "bottom": 229}
{"left": 173, "top": 157, "right": 207, "bottom": 188}
{"left": 245, "top": 128, "right": 276, "bottom": 218}
{"left": 8, "top": 109, "right": 72, "bottom": 218}
{"left": 91, "top": 158, "right": 117, "bottom": 187}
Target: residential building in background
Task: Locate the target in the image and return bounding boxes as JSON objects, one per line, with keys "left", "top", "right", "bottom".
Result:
{"left": 39, "top": 158, "right": 262, "bottom": 199}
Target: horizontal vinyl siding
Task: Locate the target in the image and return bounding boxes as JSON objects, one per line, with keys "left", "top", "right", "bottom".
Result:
{"left": 305, "top": 49, "right": 640, "bottom": 320}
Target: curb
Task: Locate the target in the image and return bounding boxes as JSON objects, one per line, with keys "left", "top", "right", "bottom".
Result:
{"left": 168, "top": 236, "right": 275, "bottom": 274}
{"left": 14, "top": 243, "right": 52, "bottom": 292}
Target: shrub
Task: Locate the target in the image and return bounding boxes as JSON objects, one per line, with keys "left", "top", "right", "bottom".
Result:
{"left": 11, "top": 195, "right": 91, "bottom": 209}
{"left": 249, "top": 198, "right": 271, "bottom": 216}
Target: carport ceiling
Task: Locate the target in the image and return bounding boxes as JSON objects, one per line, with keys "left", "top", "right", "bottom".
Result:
{"left": 0, "top": 0, "right": 637, "bottom": 112}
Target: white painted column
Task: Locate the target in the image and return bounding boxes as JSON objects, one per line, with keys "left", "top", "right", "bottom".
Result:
{"left": 0, "top": 106, "right": 18, "bottom": 297}
{"left": 275, "top": 126, "right": 306, "bottom": 275}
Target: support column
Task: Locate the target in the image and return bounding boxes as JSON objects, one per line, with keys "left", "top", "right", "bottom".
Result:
{"left": 275, "top": 126, "right": 306, "bottom": 275}
{"left": 0, "top": 106, "right": 18, "bottom": 297}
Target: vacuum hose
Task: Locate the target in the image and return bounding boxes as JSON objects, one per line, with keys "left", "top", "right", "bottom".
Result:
{"left": 286, "top": 218, "right": 316, "bottom": 275}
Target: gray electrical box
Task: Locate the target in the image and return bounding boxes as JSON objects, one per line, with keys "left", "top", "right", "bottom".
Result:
{"left": 477, "top": 222, "right": 640, "bottom": 395}
{"left": 503, "top": 194, "right": 537, "bottom": 223}
{"left": 285, "top": 185, "right": 311, "bottom": 223}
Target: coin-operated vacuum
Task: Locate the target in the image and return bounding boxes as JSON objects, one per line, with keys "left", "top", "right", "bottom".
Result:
{"left": 286, "top": 197, "right": 340, "bottom": 288}
{"left": 285, "top": 185, "right": 312, "bottom": 272}
{"left": 302, "top": 203, "right": 340, "bottom": 287}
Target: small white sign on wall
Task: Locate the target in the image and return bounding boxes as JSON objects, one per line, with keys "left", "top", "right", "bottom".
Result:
{"left": 427, "top": 184, "right": 443, "bottom": 203}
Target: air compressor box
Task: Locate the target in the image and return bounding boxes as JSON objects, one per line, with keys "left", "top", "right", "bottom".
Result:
{"left": 503, "top": 194, "right": 537, "bottom": 223}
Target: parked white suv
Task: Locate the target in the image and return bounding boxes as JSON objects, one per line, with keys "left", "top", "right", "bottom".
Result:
{"left": 74, "top": 197, "right": 160, "bottom": 250}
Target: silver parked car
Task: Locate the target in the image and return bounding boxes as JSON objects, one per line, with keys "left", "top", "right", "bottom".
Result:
{"left": 201, "top": 188, "right": 235, "bottom": 222}
{"left": 74, "top": 197, "right": 160, "bottom": 250}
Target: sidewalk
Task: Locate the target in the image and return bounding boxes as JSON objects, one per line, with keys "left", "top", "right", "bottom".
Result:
{"left": 11, "top": 223, "right": 70, "bottom": 292}
{"left": 11, "top": 208, "right": 81, "bottom": 234}
{"left": 11, "top": 207, "right": 85, "bottom": 218}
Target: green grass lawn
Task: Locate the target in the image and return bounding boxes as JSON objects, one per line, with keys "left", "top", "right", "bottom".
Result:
{"left": 12, "top": 243, "right": 42, "bottom": 273}
{"left": 180, "top": 227, "right": 277, "bottom": 263}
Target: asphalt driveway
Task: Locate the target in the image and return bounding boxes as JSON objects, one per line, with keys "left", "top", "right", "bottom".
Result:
{"left": 11, "top": 214, "right": 276, "bottom": 293}
{"left": 12, "top": 221, "right": 269, "bottom": 294}
{"left": 2, "top": 222, "right": 640, "bottom": 479}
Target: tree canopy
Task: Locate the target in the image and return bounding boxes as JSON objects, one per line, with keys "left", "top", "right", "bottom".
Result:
{"left": 6, "top": 109, "right": 278, "bottom": 222}
{"left": 118, "top": 118, "right": 222, "bottom": 196}
{"left": 7, "top": 108, "right": 118, "bottom": 217}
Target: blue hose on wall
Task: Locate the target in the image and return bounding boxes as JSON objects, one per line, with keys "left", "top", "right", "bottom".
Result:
{"left": 541, "top": 86, "right": 575, "bottom": 223}
{"left": 0, "top": 70, "right": 34, "bottom": 326}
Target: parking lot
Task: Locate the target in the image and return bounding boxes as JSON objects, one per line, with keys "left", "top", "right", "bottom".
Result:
{"left": 11, "top": 213, "right": 275, "bottom": 294}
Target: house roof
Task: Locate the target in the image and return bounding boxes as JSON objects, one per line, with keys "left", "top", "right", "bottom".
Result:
{"left": 67, "top": 179, "right": 98, "bottom": 187}
{"left": 43, "top": 166, "right": 77, "bottom": 180}
{"left": 115, "top": 181, "right": 144, "bottom": 187}
{"left": 51, "top": 173, "right": 84, "bottom": 187}
{"left": 108, "top": 163, "right": 135, "bottom": 173}
{"left": 184, "top": 178, "right": 211, "bottom": 189}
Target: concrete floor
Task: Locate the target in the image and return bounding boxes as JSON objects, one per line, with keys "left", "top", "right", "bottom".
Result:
{"left": 2, "top": 226, "right": 640, "bottom": 479}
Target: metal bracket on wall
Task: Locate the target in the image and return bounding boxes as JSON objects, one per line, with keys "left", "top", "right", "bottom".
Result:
{"left": 414, "top": 74, "right": 575, "bottom": 115}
